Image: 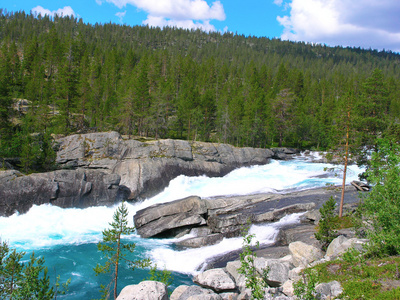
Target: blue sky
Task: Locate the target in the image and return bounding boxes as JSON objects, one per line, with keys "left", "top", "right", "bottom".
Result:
{"left": 3, "top": 0, "right": 400, "bottom": 52}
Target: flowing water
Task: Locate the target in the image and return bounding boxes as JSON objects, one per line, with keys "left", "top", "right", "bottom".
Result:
{"left": 0, "top": 156, "right": 363, "bottom": 298}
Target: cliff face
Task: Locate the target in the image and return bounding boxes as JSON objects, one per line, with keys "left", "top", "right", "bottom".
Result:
{"left": 0, "top": 131, "right": 297, "bottom": 216}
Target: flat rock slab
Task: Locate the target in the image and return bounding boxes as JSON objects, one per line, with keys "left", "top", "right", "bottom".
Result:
{"left": 133, "top": 186, "right": 361, "bottom": 239}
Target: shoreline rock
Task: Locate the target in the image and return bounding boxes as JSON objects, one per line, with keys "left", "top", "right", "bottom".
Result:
{"left": 120, "top": 227, "right": 366, "bottom": 300}
{"left": 55, "top": 132, "right": 282, "bottom": 200}
{"left": 134, "top": 186, "right": 360, "bottom": 241}
{"left": 125, "top": 186, "right": 363, "bottom": 299}
{"left": 0, "top": 169, "right": 130, "bottom": 216}
{"left": 1, "top": 132, "right": 299, "bottom": 216}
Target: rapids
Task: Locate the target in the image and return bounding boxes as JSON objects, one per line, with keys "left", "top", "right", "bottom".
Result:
{"left": 0, "top": 156, "right": 363, "bottom": 298}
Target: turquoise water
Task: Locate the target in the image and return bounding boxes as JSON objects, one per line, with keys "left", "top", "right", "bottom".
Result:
{"left": 0, "top": 157, "right": 363, "bottom": 298}
{"left": 29, "top": 244, "right": 192, "bottom": 299}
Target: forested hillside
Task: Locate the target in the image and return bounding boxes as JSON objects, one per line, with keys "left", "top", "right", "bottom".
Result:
{"left": 1, "top": 10, "right": 400, "bottom": 171}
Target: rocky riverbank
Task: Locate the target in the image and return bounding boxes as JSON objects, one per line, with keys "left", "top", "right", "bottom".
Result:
{"left": 0, "top": 131, "right": 298, "bottom": 216}
{"left": 119, "top": 186, "right": 365, "bottom": 300}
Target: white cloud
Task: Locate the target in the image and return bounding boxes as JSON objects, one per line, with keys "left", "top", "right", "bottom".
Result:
{"left": 276, "top": 0, "right": 400, "bottom": 52}
{"left": 99, "top": 0, "right": 226, "bottom": 31}
{"left": 144, "top": 15, "right": 217, "bottom": 32}
{"left": 31, "top": 6, "right": 76, "bottom": 18}
{"left": 116, "top": 11, "right": 127, "bottom": 23}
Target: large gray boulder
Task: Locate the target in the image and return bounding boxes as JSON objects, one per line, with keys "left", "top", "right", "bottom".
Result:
{"left": 133, "top": 187, "right": 361, "bottom": 240}
{"left": 116, "top": 281, "right": 168, "bottom": 300}
{"left": 288, "top": 241, "right": 324, "bottom": 268}
{"left": 0, "top": 169, "right": 129, "bottom": 216}
{"left": 315, "top": 281, "right": 343, "bottom": 299}
{"left": 0, "top": 170, "right": 23, "bottom": 182}
{"left": 226, "top": 261, "right": 246, "bottom": 292}
{"left": 170, "top": 285, "right": 221, "bottom": 300}
{"left": 56, "top": 131, "right": 122, "bottom": 167}
{"left": 193, "top": 268, "right": 236, "bottom": 292}
{"left": 254, "top": 258, "right": 289, "bottom": 287}
{"left": 325, "top": 236, "right": 368, "bottom": 260}
{"left": 134, "top": 196, "right": 207, "bottom": 238}
{"left": 279, "top": 224, "right": 319, "bottom": 247}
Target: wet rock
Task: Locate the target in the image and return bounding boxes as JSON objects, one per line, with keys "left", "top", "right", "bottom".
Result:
{"left": 0, "top": 169, "right": 129, "bottom": 216}
{"left": 134, "top": 196, "right": 207, "bottom": 238}
{"left": 177, "top": 233, "right": 224, "bottom": 248}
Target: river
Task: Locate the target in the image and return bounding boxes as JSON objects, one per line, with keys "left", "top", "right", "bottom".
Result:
{"left": 0, "top": 154, "right": 363, "bottom": 298}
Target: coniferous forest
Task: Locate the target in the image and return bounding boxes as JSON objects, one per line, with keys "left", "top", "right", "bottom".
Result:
{"left": 1, "top": 10, "right": 400, "bottom": 172}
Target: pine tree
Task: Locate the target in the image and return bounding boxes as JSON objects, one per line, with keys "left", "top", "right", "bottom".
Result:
{"left": 94, "top": 202, "right": 150, "bottom": 300}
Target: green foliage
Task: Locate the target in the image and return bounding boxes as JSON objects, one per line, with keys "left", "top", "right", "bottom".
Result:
{"left": 18, "top": 132, "right": 56, "bottom": 173}
{"left": 94, "top": 202, "right": 151, "bottom": 300}
{"left": 309, "top": 254, "right": 400, "bottom": 299}
{"left": 314, "top": 196, "right": 338, "bottom": 251}
{"left": 146, "top": 264, "right": 173, "bottom": 287}
{"left": 0, "top": 240, "right": 70, "bottom": 299}
{"left": 238, "top": 225, "right": 269, "bottom": 300}
{"left": 293, "top": 269, "right": 319, "bottom": 300}
{"left": 1, "top": 10, "right": 400, "bottom": 152}
{"left": 360, "top": 138, "right": 400, "bottom": 257}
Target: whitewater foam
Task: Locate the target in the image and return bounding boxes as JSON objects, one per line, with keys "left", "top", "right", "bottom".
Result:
{"left": 0, "top": 158, "right": 365, "bottom": 298}
{"left": 0, "top": 158, "right": 363, "bottom": 251}
{"left": 148, "top": 212, "right": 304, "bottom": 275}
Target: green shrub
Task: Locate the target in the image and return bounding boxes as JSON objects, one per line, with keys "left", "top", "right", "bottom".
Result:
{"left": 147, "top": 264, "right": 173, "bottom": 288}
{"left": 314, "top": 196, "right": 338, "bottom": 251}
{"left": 361, "top": 138, "right": 400, "bottom": 257}
{"left": 0, "top": 241, "right": 70, "bottom": 299}
{"left": 293, "top": 269, "right": 319, "bottom": 300}
{"left": 238, "top": 225, "right": 269, "bottom": 300}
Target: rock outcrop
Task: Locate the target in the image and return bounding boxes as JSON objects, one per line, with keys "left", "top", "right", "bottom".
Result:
{"left": 55, "top": 131, "right": 278, "bottom": 200}
{"left": 134, "top": 186, "right": 360, "bottom": 240}
{"left": 0, "top": 169, "right": 129, "bottom": 216}
{"left": 1, "top": 131, "right": 297, "bottom": 216}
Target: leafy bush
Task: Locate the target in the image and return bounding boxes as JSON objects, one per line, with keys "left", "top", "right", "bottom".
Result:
{"left": 293, "top": 268, "right": 319, "bottom": 300}
{"left": 238, "top": 225, "right": 269, "bottom": 300}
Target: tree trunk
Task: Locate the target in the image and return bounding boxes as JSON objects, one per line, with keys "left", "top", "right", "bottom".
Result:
{"left": 114, "top": 234, "right": 121, "bottom": 300}
{"left": 339, "top": 110, "right": 350, "bottom": 218}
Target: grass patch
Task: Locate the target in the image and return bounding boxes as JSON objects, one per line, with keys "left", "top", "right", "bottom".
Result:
{"left": 306, "top": 255, "right": 400, "bottom": 299}
{"left": 333, "top": 215, "right": 354, "bottom": 229}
